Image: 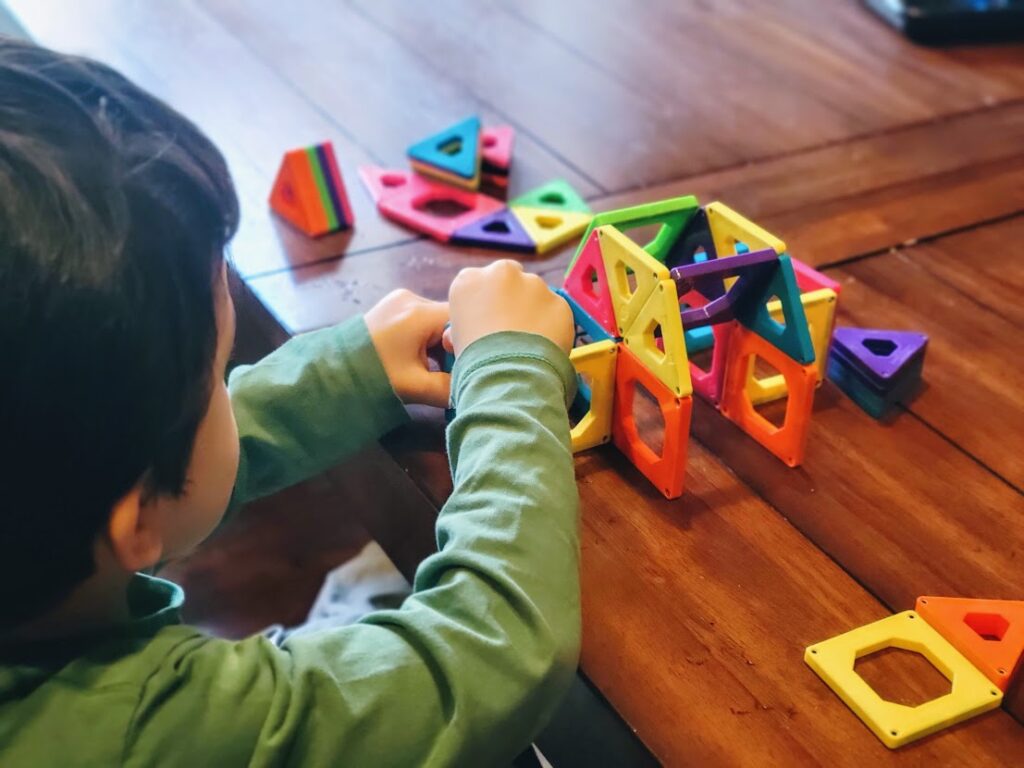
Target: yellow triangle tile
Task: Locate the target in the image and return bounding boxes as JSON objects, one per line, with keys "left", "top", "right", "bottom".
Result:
{"left": 706, "top": 201, "right": 786, "bottom": 258}
{"left": 596, "top": 225, "right": 671, "bottom": 336}
{"left": 622, "top": 279, "right": 692, "bottom": 398}
{"left": 510, "top": 206, "right": 592, "bottom": 254}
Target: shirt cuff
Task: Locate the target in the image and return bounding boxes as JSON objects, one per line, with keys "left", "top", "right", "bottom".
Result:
{"left": 451, "top": 331, "right": 577, "bottom": 410}
{"left": 327, "top": 315, "right": 410, "bottom": 435}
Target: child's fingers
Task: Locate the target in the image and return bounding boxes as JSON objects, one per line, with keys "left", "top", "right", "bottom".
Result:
{"left": 412, "top": 369, "right": 452, "bottom": 409}
{"left": 441, "top": 327, "right": 454, "bottom": 354}
{"left": 415, "top": 299, "right": 450, "bottom": 347}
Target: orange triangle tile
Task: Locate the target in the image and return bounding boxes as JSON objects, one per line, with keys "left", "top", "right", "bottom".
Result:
{"left": 916, "top": 596, "right": 1024, "bottom": 691}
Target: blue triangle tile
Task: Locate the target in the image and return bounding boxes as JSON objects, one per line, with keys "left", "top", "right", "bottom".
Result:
{"left": 556, "top": 288, "right": 613, "bottom": 343}
{"left": 831, "top": 327, "right": 928, "bottom": 384}
{"left": 407, "top": 116, "right": 480, "bottom": 180}
{"left": 733, "top": 254, "right": 816, "bottom": 365}
{"left": 451, "top": 207, "right": 536, "bottom": 252}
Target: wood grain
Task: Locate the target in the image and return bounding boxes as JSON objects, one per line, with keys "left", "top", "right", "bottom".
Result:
{"left": 575, "top": 444, "right": 1024, "bottom": 765}
{"left": 354, "top": 0, "right": 1024, "bottom": 190}
{"left": 693, "top": 386, "right": 1023, "bottom": 607}
{"left": 245, "top": 237, "right": 565, "bottom": 335}
{"left": 7, "top": 0, "right": 1024, "bottom": 761}
{"left": 381, "top": 409, "right": 1024, "bottom": 765}
{"left": 571, "top": 103, "right": 1024, "bottom": 271}
{"left": 201, "top": 0, "right": 603, "bottom": 200}
{"left": 830, "top": 217, "right": 1024, "bottom": 488}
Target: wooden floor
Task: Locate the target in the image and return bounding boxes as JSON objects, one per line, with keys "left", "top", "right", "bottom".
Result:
{"left": 8, "top": 1, "right": 1024, "bottom": 765}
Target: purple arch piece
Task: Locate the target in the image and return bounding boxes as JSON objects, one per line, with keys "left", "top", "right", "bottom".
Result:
{"left": 671, "top": 246, "right": 778, "bottom": 303}
{"left": 451, "top": 207, "right": 535, "bottom": 252}
{"left": 831, "top": 327, "right": 928, "bottom": 384}
{"left": 670, "top": 247, "right": 778, "bottom": 283}
{"left": 671, "top": 248, "right": 778, "bottom": 330}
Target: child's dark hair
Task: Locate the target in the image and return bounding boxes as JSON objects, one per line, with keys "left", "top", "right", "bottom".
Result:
{"left": 0, "top": 38, "right": 239, "bottom": 629}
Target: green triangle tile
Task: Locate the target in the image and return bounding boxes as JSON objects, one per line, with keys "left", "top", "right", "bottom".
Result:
{"left": 510, "top": 179, "right": 591, "bottom": 214}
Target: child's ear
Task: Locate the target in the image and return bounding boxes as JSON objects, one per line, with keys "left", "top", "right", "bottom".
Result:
{"left": 107, "top": 484, "right": 164, "bottom": 572}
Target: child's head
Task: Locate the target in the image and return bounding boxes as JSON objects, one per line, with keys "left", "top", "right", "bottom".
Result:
{"left": 0, "top": 38, "right": 241, "bottom": 630}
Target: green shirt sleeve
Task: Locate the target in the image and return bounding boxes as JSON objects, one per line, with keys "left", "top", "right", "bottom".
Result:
{"left": 226, "top": 315, "right": 409, "bottom": 509}
{"left": 125, "top": 332, "right": 582, "bottom": 768}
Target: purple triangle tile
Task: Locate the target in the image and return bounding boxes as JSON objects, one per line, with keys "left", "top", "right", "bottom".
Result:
{"left": 451, "top": 208, "right": 535, "bottom": 252}
{"left": 831, "top": 327, "right": 928, "bottom": 383}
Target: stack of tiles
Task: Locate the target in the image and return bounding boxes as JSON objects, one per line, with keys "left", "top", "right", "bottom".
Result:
{"left": 558, "top": 197, "right": 823, "bottom": 499}
{"left": 407, "top": 117, "right": 517, "bottom": 193}
{"left": 827, "top": 327, "right": 928, "bottom": 418}
{"left": 480, "top": 124, "right": 514, "bottom": 189}
{"left": 407, "top": 116, "right": 484, "bottom": 191}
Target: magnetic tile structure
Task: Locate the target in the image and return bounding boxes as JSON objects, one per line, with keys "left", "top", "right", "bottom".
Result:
{"left": 562, "top": 196, "right": 824, "bottom": 498}
{"left": 322, "top": 116, "right": 922, "bottom": 495}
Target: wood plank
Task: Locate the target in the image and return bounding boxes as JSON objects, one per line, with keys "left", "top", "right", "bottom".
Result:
{"left": 577, "top": 445, "right": 1024, "bottom": 764}
{"left": 353, "top": 0, "right": 1024, "bottom": 190}
{"left": 380, "top": 410, "right": 1024, "bottom": 765}
{"left": 692, "top": 386, "right": 1023, "bottom": 612}
{"left": 766, "top": 158, "right": 1024, "bottom": 266}
{"left": 201, "top": 0, "right": 603, "bottom": 199}
{"left": 245, "top": 238, "right": 566, "bottom": 335}
{"left": 947, "top": 45, "right": 1024, "bottom": 89}
{"left": 692, "top": 394, "right": 1024, "bottom": 724}
{"left": 830, "top": 216, "right": 1024, "bottom": 488}
{"left": 6, "top": 0, "right": 414, "bottom": 277}
{"left": 570, "top": 103, "right": 1024, "bottom": 270}
{"left": 338, "top": 0, "right": 724, "bottom": 192}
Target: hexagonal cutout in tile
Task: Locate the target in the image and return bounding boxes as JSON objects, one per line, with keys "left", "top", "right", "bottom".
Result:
{"left": 854, "top": 646, "right": 952, "bottom": 707}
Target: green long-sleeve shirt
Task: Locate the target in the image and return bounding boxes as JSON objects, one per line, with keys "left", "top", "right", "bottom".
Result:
{"left": 0, "top": 318, "right": 581, "bottom": 767}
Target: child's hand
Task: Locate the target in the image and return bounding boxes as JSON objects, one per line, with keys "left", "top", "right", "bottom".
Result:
{"left": 446, "top": 260, "right": 574, "bottom": 356}
{"left": 365, "top": 290, "right": 451, "bottom": 408}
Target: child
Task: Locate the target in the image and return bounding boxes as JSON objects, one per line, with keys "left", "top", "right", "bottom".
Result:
{"left": 0, "top": 37, "right": 581, "bottom": 767}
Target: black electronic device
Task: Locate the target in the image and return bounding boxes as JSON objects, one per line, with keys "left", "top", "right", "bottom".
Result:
{"left": 863, "top": 0, "right": 1024, "bottom": 43}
